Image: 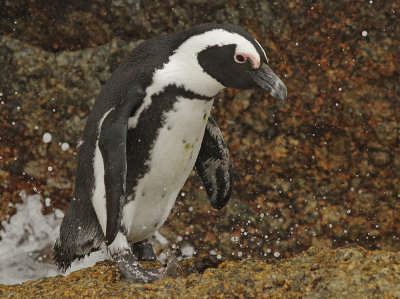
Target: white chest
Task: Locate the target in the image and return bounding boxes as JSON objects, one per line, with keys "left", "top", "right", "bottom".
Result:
{"left": 122, "top": 97, "right": 214, "bottom": 243}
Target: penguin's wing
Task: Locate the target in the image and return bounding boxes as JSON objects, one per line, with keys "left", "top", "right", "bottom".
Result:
{"left": 195, "top": 116, "right": 233, "bottom": 209}
{"left": 98, "top": 85, "right": 145, "bottom": 244}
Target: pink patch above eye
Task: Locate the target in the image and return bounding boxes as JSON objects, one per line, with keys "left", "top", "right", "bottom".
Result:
{"left": 234, "top": 53, "right": 261, "bottom": 69}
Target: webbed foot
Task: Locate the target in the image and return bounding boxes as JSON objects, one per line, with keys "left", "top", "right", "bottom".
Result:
{"left": 112, "top": 249, "right": 164, "bottom": 283}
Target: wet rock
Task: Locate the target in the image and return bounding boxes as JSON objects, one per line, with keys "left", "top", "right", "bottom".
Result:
{"left": 23, "top": 160, "right": 48, "bottom": 180}
{"left": 369, "top": 150, "right": 391, "bottom": 166}
{"left": 1, "top": 247, "right": 399, "bottom": 298}
{"left": 1, "top": 1, "right": 400, "bottom": 261}
{"left": 0, "top": 35, "right": 141, "bottom": 214}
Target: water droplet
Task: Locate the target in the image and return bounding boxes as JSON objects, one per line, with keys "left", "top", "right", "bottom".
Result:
{"left": 43, "top": 133, "right": 52, "bottom": 143}
{"left": 61, "top": 142, "right": 70, "bottom": 151}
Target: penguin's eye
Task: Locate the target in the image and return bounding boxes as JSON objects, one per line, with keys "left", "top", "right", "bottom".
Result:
{"left": 234, "top": 54, "right": 247, "bottom": 64}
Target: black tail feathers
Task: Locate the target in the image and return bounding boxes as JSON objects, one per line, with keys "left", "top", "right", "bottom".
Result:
{"left": 53, "top": 198, "right": 104, "bottom": 271}
{"left": 53, "top": 237, "right": 101, "bottom": 272}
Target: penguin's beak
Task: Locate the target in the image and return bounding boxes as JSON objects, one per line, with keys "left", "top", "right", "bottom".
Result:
{"left": 249, "top": 63, "right": 287, "bottom": 100}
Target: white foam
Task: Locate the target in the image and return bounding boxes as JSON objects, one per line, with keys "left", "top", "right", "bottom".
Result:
{"left": 0, "top": 191, "right": 184, "bottom": 285}
{"left": 0, "top": 191, "right": 109, "bottom": 285}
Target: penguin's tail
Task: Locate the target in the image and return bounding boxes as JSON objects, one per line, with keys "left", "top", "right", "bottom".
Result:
{"left": 53, "top": 198, "right": 104, "bottom": 272}
{"left": 53, "top": 236, "right": 102, "bottom": 272}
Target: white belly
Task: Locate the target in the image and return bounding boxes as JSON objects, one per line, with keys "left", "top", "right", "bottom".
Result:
{"left": 122, "top": 97, "right": 214, "bottom": 243}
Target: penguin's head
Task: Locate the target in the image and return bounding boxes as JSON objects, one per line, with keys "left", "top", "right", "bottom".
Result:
{"left": 171, "top": 24, "right": 287, "bottom": 100}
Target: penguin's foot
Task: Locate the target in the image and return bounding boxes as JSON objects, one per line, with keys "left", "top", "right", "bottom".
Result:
{"left": 131, "top": 239, "right": 157, "bottom": 261}
{"left": 112, "top": 249, "right": 165, "bottom": 283}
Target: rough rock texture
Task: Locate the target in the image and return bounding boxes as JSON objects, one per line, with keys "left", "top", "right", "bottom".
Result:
{"left": 1, "top": 247, "right": 400, "bottom": 298}
{"left": 0, "top": 36, "right": 140, "bottom": 213}
{"left": 1, "top": 0, "right": 399, "bottom": 265}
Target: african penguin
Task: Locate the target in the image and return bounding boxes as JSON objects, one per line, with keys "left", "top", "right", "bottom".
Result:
{"left": 54, "top": 23, "right": 287, "bottom": 283}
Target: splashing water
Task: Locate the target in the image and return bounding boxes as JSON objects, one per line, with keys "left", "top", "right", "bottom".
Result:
{"left": 0, "top": 191, "right": 109, "bottom": 285}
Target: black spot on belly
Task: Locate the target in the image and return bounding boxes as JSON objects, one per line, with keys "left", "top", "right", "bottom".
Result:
{"left": 153, "top": 222, "right": 159, "bottom": 228}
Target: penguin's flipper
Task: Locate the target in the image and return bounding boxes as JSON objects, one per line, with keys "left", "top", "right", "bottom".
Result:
{"left": 195, "top": 116, "right": 233, "bottom": 209}
{"left": 98, "top": 85, "right": 145, "bottom": 245}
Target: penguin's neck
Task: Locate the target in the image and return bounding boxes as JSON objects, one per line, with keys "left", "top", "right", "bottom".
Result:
{"left": 147, "top": 55, "right": 225, "bottom": 99}
{"left": 128, "top": 81, "right": 216, "bottom": 130}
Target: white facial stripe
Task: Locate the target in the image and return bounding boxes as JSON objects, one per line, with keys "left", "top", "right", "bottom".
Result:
{"left": 146, "top": 29, "right": 261, "bottom": 98}
{"left": 253, "top": 37, "right": 268, "bottom": 63}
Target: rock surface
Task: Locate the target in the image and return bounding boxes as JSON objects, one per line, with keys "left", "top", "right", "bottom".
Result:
{"left": 0, "top": 0, "right": 399, "bottom": 269}
{"left": 1, "top": 246, "right": 399, "bottom": 298}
